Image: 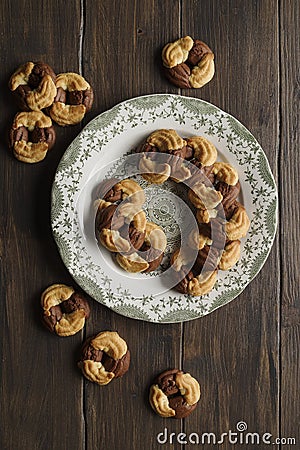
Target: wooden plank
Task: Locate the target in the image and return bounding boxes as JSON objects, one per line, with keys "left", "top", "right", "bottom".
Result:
{"left": 280, "top": 0, "right": 300, "bottom": 444}
{"left": 0, "top": 1, "right": 84, "bottom": 449}
{"left": 4, "top": 1, "right": 297, "bottom": 449}
{"left": 83, "top": 1, "right": 184, "bottom": 449}
{"left": 83, "top": 0, "right": 179, "bottom": 117}
{"left": 181, "top": 0, "right": 280, "bottom": 447}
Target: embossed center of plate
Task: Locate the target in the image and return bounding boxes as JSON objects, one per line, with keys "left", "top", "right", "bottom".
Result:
{"left": 146, "top": 186, "right": 180, "bottom": 228}
{"left": 104, "top": 164, "right": 190, "bottom": 276}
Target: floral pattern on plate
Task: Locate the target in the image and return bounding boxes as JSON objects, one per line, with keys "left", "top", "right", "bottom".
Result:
{"left": 51, "top": 94, "right": 277, "bottom": 323}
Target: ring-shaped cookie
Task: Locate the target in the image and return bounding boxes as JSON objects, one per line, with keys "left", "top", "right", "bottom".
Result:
{"left": 95, "top": 184, "right": 147, "bottom": 253}
{"left": 41, "top": 284, "right": 90, "bottom": 336}
{"left": 9, "top": 61, "right": 57, "bottom": 111}
{"left": 138, "top": 130, "right": 218, "bottom": 185}
{"left": 170, "top": 248, "right": 219, "bottom": 296}
{"left": 162, "top": 36, "right": 215, "bottom": 89}
{"left": 98, "top": 178, "right": 146, "bottom": 205}
{"left": 78, "top": 331, "right": 130, "bottom": 386}
{"left": 225, "top": 202, "right": 251, "bottom": 240}
{"left": 116, "top": 221, "right": 167, "bottom": 273}
{"left": 135, "top": 129, "right": 250, "bottom": 296}
{"left": 149, "top": 369, "right": 201, "bottom": 418}
{"left": 49, "top": 72, "right": 94, "bottom": 126}
{"left": 95, "top": 180, "right": 167, "bottom": 274}
{"left": 9, "top": 111, "right": 56, "bottom": 163}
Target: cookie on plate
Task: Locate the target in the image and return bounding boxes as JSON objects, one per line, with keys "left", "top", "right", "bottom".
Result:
{"left": 116, "top": 221, "right": 167, "bottom": 273}
{"left": 95, "top": 178, "right": 147, "bottom": 254}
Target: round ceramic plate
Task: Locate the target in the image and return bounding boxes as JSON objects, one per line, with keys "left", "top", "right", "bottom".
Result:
{"left": 51, "top": 94, "right": 277, "bottom": 323}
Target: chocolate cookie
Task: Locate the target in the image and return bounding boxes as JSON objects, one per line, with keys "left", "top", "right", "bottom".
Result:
{"left": 9, "top": 61, "right": 57, "bottom": 111}
{"left": 41, "top": 284, "right": 90, "bottom": 337}
{"left": 162, "top": 36, "right": 215, "bottom": 89}
{"left": 149, "top": 369, "right": 201, "bottom": 418}
{"left": 78, "top": 331, "right": 130, "bottom": 385}
{"left": 49, "top": 72, "right": 93, "bottom": 126}
{"left": 9, "top": 111, "right": 56, "bottom": 163}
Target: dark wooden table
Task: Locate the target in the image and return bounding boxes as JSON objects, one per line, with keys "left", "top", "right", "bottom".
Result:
{"left": 1, "top": 1, "right": 299, "bottom": 449}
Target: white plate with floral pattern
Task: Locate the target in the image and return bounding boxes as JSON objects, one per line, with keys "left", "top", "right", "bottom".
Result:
{"left": 51, "top": 94, "right": 277, "bottom": 323}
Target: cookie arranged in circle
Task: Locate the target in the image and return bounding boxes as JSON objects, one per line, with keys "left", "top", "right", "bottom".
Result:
{"left": 137, "top": 129, "right": 218, "bottom": 184}
{"left": 78, "top": 331, "right": 130, "bottom": 385}
{"left": 9, "top": 61, "right": 57, "bottom": 111}
{"left": 8, "top": 63, "right": 95, "bottom": 161}
{"left": 95, "top": 129, "right": 250, "bottom": 295}
{"left": 162, "top": 36, "right": 215, "bottom": 88}
{"left": 9, "top": 111, "right": 56, "bottom": 163}
{"left": 149, "top": 369, "right": 201, "bottom": 418}
{"left": 135, "top": 128, "right": 250, "bottom": 296}
{"left": 95, "top": 179, "right": 146, "bottom": 253}
{"left": 41, "top": 284, "right": 90, "bottom": 336}
{"left": 94, "top": 178, "right": 167, "bottom": 274}
{"left": 49, "top": 72, "right": 94, "bottom": 126}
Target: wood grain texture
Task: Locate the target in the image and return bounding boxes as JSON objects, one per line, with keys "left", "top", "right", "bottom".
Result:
{"left": 83, "top": 0, "right": 179, "bottom": 119}
{"left": 181, "top": 1, "right": 280, "bottom": 448}
{"left": 83, "top": 1, "right": 182, "bottom": 449}
{"left": 0, "top": 1, "right": 84, "bottom": 450}
{"left": 280, "top": 0, "right": 300, "bottom": 444}
{"left": 0, "top": 1, "right": 299, "bottom": 449}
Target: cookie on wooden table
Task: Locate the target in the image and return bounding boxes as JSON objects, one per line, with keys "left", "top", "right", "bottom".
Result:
{"left": 9, "top": 61, "right": 57, "bottom": 111}
{"left": 78, "top": 331, "right": 130, "bottom": 386}
{"left": 162, "top": 36, "right": 215, "bottom": 88}
{"left": 41, "top": 284, "right": 90, "bottom": 337}
{"left": 9, "top": 111, "right": 56, "bottom": 163}
{"left": 49, "top": 72, "right": 93, "bottom": 125}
